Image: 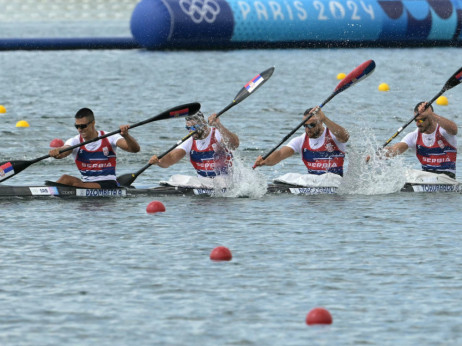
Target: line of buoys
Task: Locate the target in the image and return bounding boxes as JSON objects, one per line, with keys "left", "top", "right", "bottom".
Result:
{"left": 0, "top": 105, "right": 6, "bottom": 113}
{"left": 16, "top": 120, "right": 30, "bottom": 127}
{"left": 436, "top": 96, "right": 449, "bottom": 106}
{"left": 336, "top": 73, "right": 346, "bottom": 80}
{"left": 143, "top": 200, "right": 332, "bottom": 324}
{"left": 378, "top": 83, "right": 390, "bottom": 92}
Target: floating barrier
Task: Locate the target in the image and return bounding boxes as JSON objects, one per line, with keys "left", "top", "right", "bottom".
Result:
{"left": 1, "top": 0, "right": 461, "bottom": 50}
{"left": 130, "top": 0, "right": 462, "bottom": 49}
{"left": 0, "top": 37, "right": 140, "bottom": 51}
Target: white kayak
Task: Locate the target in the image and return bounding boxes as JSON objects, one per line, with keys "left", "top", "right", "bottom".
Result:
{"left": 0, "top": 170, "right": 459, "bottom": 198}
{"left": 271, "top": 170, "right": 461, "bottom": 194}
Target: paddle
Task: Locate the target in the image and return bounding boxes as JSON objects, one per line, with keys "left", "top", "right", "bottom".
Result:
{"left": 117, "top": 66, "right": 275, "bottom": 187}
{"left": 253, "top": 59, "right": 376, "bottom": 169}
{"left": 0, "top": 102, "right": 201, "bottom": 183}
{"left": 381, "top": 66, "right": 462, "bottom": 148}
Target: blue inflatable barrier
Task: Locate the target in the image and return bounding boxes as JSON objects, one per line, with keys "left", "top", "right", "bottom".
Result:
{"left": 130, "top": 0, "right": 462, "bottom": 49}
{"left": 0, "top": 37, "right": 141, "bottom": 51}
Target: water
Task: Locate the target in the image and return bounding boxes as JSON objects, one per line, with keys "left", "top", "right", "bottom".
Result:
{"left": 1, "top": 45, "right": 462, "bottom": 345}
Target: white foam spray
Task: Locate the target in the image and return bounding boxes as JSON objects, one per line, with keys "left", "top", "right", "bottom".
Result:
{"left": 211, "top": 151, "right": 267, "bottom": 198}
{"left": 338, "top": 127, "right": 409, "bottom": 195}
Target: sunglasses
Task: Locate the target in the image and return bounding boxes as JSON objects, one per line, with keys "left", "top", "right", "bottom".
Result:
{"left": 303, "top": 122, "right": 317, "bottom": 129}
{"left": 74, "top": 121, "right": 93, "bottom": 129}
{"left": 415, "top": 118, "right": 426, "bottom": 124}
{"left": 185, "top": 125, "right": 201, "bottom": 132}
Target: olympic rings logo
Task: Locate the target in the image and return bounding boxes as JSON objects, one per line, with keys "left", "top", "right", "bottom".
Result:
{"left": 179, "top": 0, "right": 221, "bottom": 24}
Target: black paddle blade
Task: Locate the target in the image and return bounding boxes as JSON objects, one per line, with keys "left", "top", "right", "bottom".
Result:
{"left": 117, "top": 173, "right": 136, "bottom": 187}
{"left": 233, "top": 67, "right": 275, "bottom": 103}
{"left": 117, "top": 162, "right": 152, "bottom": 187}
{"left": 0, "top": 160, "right": 32, "bottom": 183}
{"left": 165, "top": 102, "right": 201, "bottom": 118}
{"left": 132, "top": 102, "right": 201, "bottom": 129}
{"left": 442, "top": 66, "right": 462, "bottom": 91}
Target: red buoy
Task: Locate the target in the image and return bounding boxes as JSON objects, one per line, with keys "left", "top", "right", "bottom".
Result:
{"left": 210, "top": 246, "right": 232, "bottom": 261}
{"left": 306, "top": 307, "right": 333, "bottom": 325}
{"left": 49, "top": 138, "right": 64, "bottom": 148}
{"left": 146, "top": 201, "right": 166, "bottom": 213}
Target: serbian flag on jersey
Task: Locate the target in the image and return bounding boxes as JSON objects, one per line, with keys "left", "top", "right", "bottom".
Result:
{"left": 0, "top": 162, "right": 14, "bottom": 178}
{"left": 245, "top": 74, "right": 264, "bottom": 93}
{"left": 169, "top": 108, "right": 190, "bottom": 118}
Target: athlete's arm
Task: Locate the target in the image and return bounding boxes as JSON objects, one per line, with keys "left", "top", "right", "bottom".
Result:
{"left": 49, "top": 146, "right": 72, "bottom": 159}
{"left": 254, "top": 146, "right": 295, "bottom": 167}
{"left": 117, "top": 125, "right": 141, "bottom": 153}
{"left": 149, "top": 148, "right": 186, "bottom": 168}
{"left": 209, "top": 114, "right": 239, "bottom": 150}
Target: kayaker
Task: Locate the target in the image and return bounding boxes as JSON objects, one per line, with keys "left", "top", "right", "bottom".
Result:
{"left": 49, "top": 107, "right": 140, "bottom": 188}
{"left": 382, "top": 101, "right": 458, "bottom": 178}
{"left": 148, "top": 111, "right": 239, "bottom": 177}
{"left": 253, "top": 107, "right": 349, "bottom": 176}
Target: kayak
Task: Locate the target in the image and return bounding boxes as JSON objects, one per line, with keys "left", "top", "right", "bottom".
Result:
{"left": 1, "top": 181, "right": 460, "bottom": 198}
{"left": 0, "top": 181, "right": 293, "bottom": 198}
{"left": 2, "top": 181, "right": 461, "bottom": 198}
{"left": 0, "top": 170, "right": 459, "bottom": 198}
{"left": 0, "top": 183, "right": 193, "bottom": 198}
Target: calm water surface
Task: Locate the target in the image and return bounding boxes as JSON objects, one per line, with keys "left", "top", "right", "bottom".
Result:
{"left": 1, "top": 46, "right": 462, "bottom": 345}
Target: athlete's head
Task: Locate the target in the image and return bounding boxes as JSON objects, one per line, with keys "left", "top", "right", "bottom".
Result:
{"left": 303, "top": 108, "right": 314, "bottom": 116}
{"left": 302, "top": 107, "right": 322, "bottom": 138}
{"left": 75, "top": 107, "right": 95, "bottom": 122}
{"left": 413, "top": 102, "right": 434, "bottom": 133}
{"left": 185, "top": 111, "right": 207, "bottom": 139}
{"left": 185, "top": 110, "right": 205, "bottom": 123}
{"left": 414, "top": 101, "right": 433, "bottom": 115}
{"left": 74, "top": 108, "right": 95, "bottom": 133}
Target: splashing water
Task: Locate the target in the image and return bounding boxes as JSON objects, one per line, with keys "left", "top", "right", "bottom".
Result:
{"left": 211, "top": 151, "right": 267, "bottom": 198}
{"left": 339, "top": 128, "right": 409, "bottom": 195}
{"left": 210, "top": 126, "right": 415, "bottom": 197}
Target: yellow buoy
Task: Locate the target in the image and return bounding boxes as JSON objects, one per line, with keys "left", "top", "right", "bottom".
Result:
{"left": 0, "top": 105, "right": 6, "bottom": 113}
{"left": 378, "top": 83, "right": 390, "bottom": 92}
{"left": 436, "top": 96, "right": 448, "bottom": 106}
{"left": 337, "top": 73, "right": 346, "bottom": 80}
{"left": 16, "top": 120, "right": 30, "bottom": 127}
